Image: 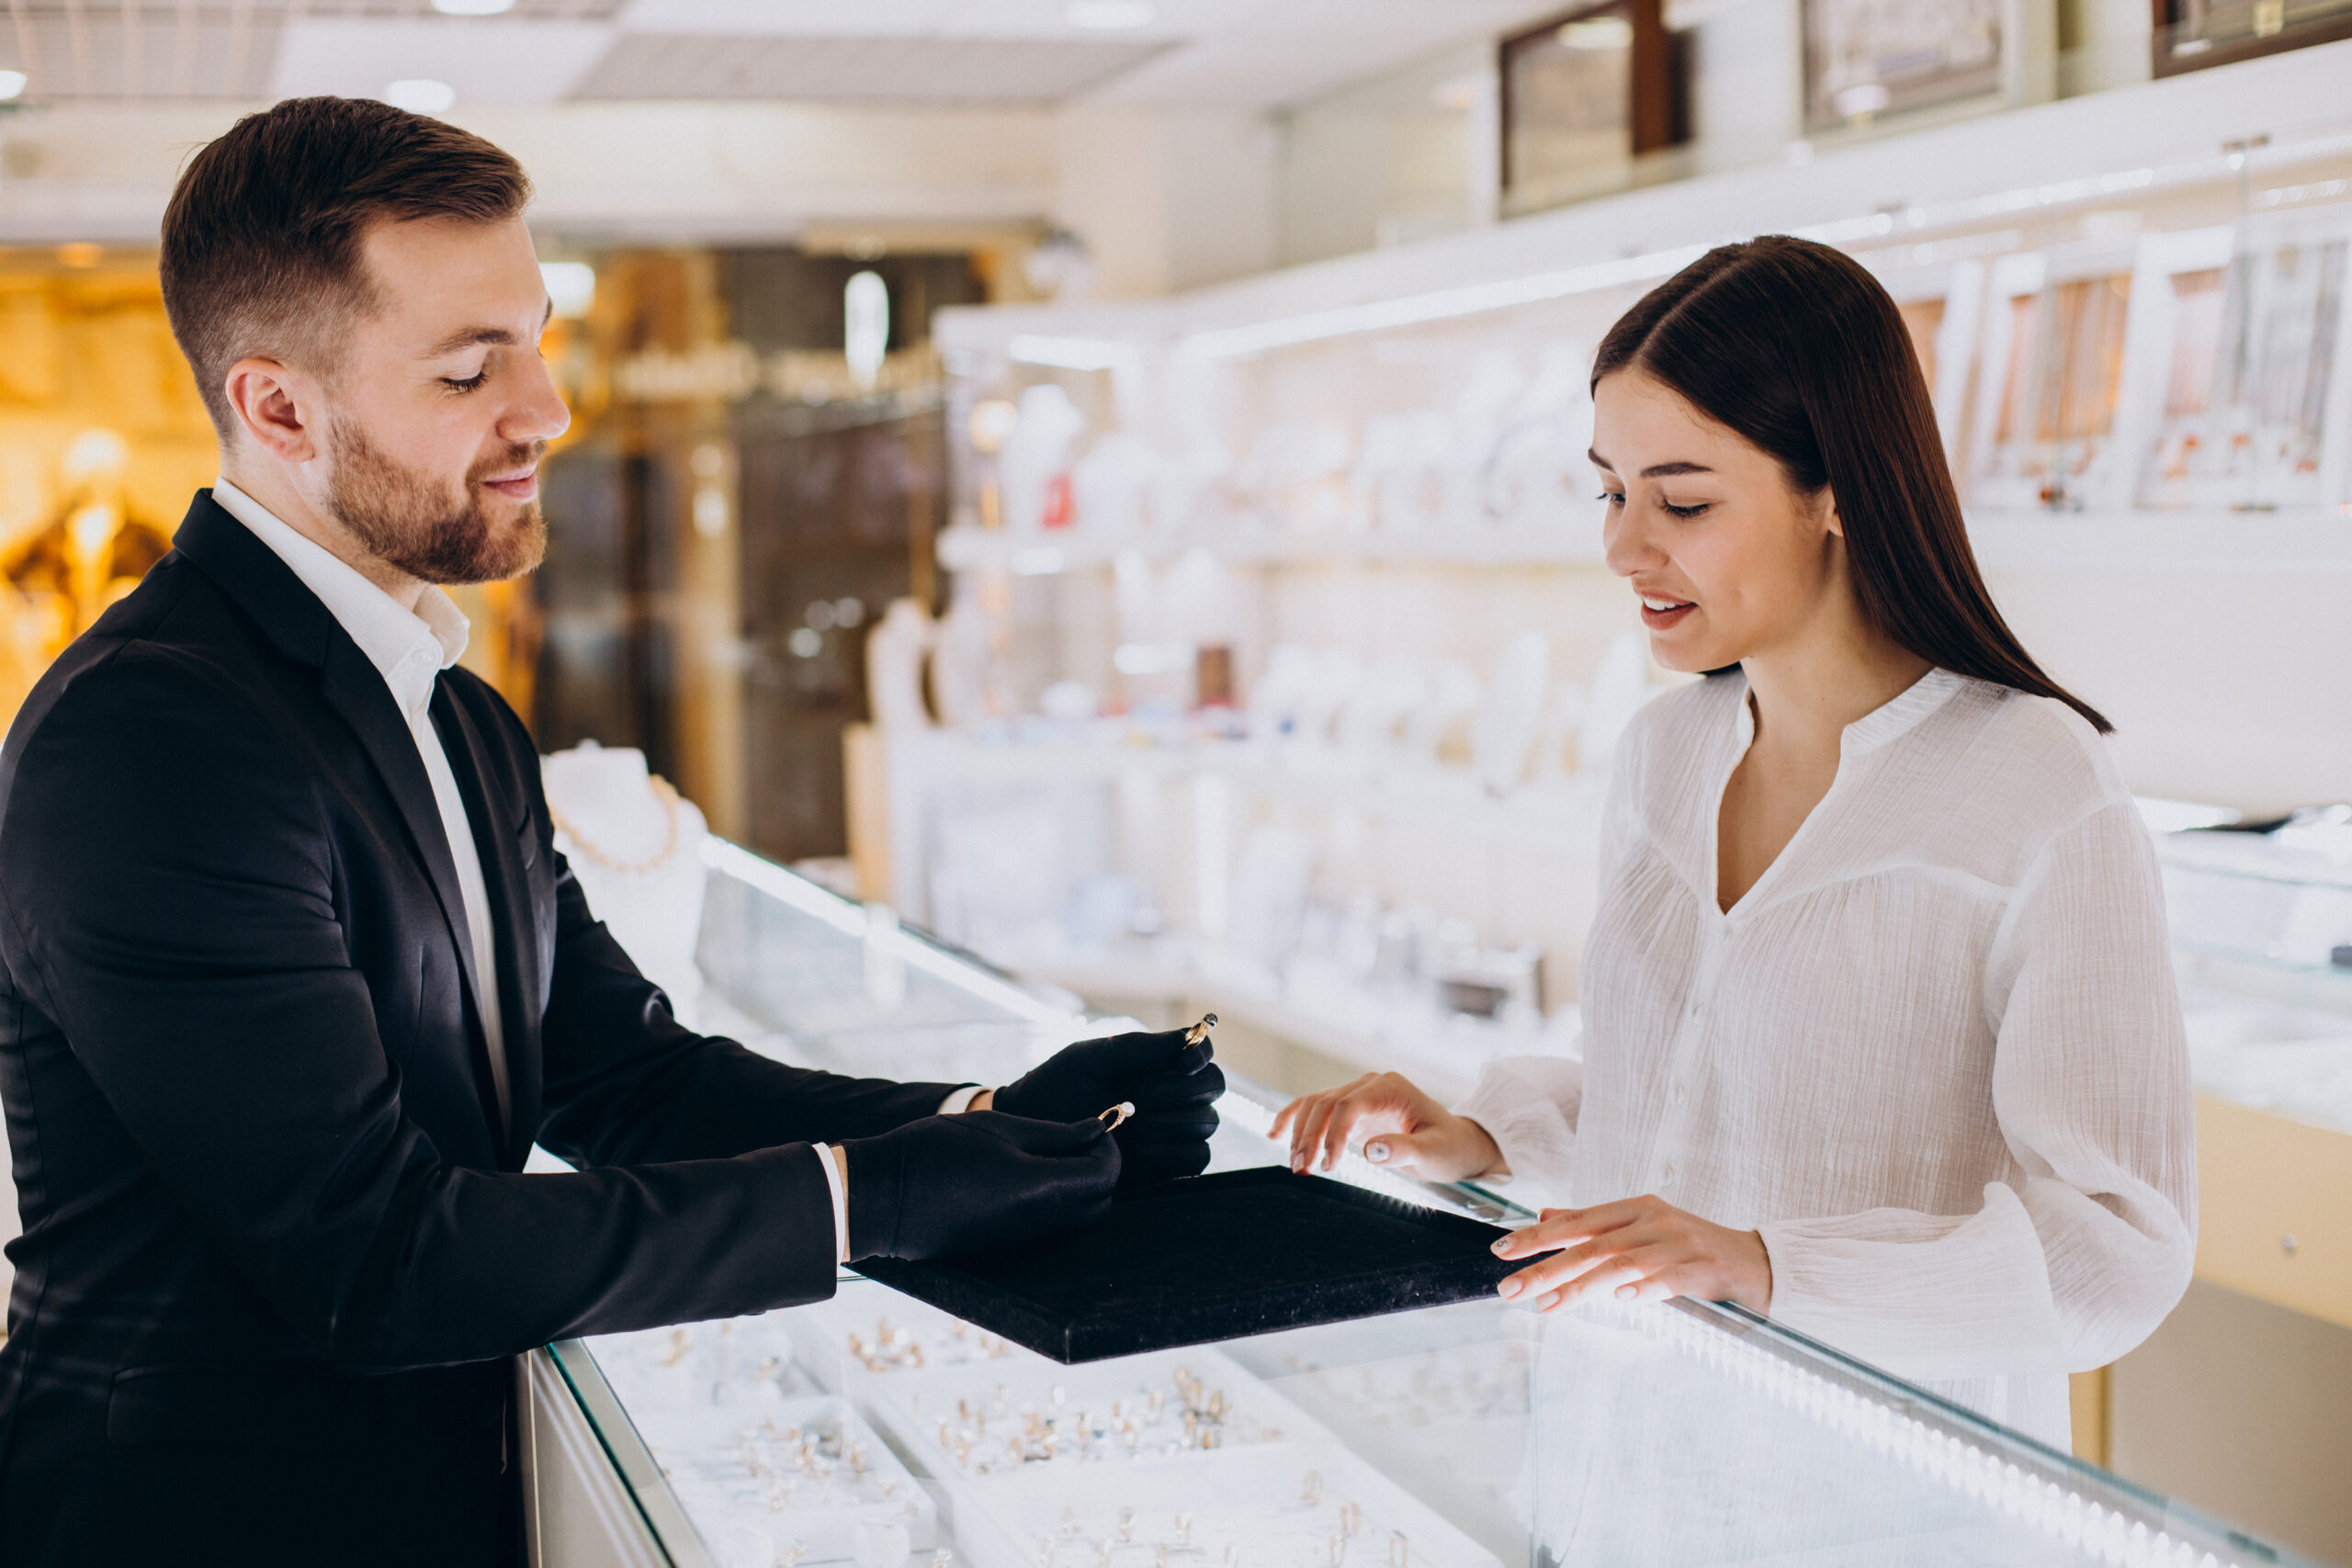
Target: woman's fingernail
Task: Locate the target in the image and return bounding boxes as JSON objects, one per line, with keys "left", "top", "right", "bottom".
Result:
{"left": 1489, "top": 1237, "right": 1510, "bottom": 1256}
{"left": 1615, "top": 1284, "right": 1636, "bottom": 1301}
{"left": 1497, "top": 1278, "right": 1523, "bottom": 1299}
{"left": 1365, "top": 1144, "right": 1389, "bottom": 1163}
{"left": 1533, "top": 1292, "right": 1559, "bottom": 1311}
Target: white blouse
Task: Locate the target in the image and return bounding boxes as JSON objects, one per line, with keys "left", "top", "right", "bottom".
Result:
{"left": 1455, "top": 668, "right": 2196, "bottom": 1447}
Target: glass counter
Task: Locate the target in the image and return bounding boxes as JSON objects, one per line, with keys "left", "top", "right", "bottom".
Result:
{"left": 526, "top": 840, "right": 2316, "bottom": 1568}
{"left": 2155, "top": 817, "right": 2352, "bottom": 1136}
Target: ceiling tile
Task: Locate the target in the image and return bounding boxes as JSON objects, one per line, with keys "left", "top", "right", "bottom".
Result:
{"left": 271, "top": 17, "right": 618, "bottom": 106}
{"left": 571, "top": 33, "right": 1169, "bottom": 104}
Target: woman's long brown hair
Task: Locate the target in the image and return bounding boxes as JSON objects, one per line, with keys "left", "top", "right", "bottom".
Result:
{"left": 1592, "top": 235, "right": 2111, "bottom": 734}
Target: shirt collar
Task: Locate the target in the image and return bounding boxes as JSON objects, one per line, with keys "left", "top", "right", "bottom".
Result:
{"left": 211, "top": 477, "right": 469, "bottom": 725}
{"left": 1727, "top": 665, "right": 1964, "bottom": 759}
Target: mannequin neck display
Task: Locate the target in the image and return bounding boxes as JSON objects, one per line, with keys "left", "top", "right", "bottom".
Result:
{"left": 540, "top": 740, "right": 710, "bottom": 1027}
{"left": 543, "top": 741, "right": 680, "bottom": 872}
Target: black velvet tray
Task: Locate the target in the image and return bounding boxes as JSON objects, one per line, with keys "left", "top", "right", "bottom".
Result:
{"left": 854, "top": 1167, "right": 1514, "bottom": 1363}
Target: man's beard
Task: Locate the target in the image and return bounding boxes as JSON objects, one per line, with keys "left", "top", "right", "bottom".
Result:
{"left": 325, "top": 419, "right": 548, "bottom": 586}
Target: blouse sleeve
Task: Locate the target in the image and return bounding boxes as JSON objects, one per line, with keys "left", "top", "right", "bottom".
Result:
{"left": 1453, "top": 1054, "right": 1584, "bottom": 1210}
{"left": 1755, "top": 801, "right": 2198, "bottom": 1383}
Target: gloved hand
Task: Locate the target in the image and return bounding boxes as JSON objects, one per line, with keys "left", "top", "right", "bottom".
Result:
{"left": 992, "top": 1027, "right": 1224, "bottom": 1190}
{"left": 842, "top": 1111, "right": 1119, "bottom": 1262}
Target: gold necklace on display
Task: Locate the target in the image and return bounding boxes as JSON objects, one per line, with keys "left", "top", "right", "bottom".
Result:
{"left": 548, "top": 775, "right": 682, "bottom": 875}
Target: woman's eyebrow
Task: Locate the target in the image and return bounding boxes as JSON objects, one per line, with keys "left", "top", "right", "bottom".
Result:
{"left": 1587, "top": 449, "right": 1714, "bottom": 479}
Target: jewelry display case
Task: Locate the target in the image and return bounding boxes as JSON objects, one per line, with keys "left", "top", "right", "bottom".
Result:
{"left": 523, "top": 841, "right": 2321, "bottom": 1568}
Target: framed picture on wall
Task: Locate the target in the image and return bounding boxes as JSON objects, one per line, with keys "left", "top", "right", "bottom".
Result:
{"left": 2152, "top": 0, "right": 2352, "bottom": 76}
{"left": 1858, "top": 250, "right": 1989, "bottom": 465}
{"left": 1963, "top": 237, "right": 2142, "bottom": 512}
{"left": 2128, "top": 219, "right": 2352, "bottom": 511}
{"left": 1800, "top": 0, "right": 2007, "bottom": 132}
{"left": 1498, "top": 0, "right": 1684, "bottom": 219}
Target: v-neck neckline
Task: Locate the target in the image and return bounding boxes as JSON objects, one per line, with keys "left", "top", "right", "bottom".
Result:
{"left": 1702, "top": 667, "right": 1964, "bottom": 919}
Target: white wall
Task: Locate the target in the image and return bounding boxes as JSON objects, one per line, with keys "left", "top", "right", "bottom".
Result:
{"left": 1273, "top": 40, "right": 1494, "bottom": 267}
{"left": 1052, "top": 106, "right": 1280, "bottom": 299}
{"left": 1987, "top": 565, "right": 2352, "bottom": 815}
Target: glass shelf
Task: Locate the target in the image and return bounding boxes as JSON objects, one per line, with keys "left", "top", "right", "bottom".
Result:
{"left": 538, "top": 841, "right": 2317, "bottom": 1568}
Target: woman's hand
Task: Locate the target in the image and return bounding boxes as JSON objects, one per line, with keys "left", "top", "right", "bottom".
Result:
{"left": 1269, "top": 1072, "right": 1505, "bottom": 1183}
{"left": 1490, "top": 1195, "right": 1771, "bottom": 1314}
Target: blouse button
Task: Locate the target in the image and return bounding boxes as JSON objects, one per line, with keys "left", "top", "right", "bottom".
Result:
{"left": 1659, "top": 1161, "right": 1676, "bottom": 1185}
{"left": 1671, "top": 1078, "right": 1688, "bottom": 1104}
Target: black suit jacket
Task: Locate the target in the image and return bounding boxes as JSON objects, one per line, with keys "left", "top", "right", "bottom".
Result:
{"left": 0, "top": 492, "right": 956, "bottom": 1566}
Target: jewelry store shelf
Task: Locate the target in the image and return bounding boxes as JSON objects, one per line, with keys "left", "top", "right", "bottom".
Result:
{"left": 1966, "top": 509, "right": 2352, "bottom": 574}
{"left": 934, "top": 525, "right": 1611, "bottom": 575}
{"left": 940, "top": 507, "right": 2352, "bottom": 581}
{"left": 887, "top": 729, "right": 1609, "bottom": 863}
{"left": 968, "top": 942, "right": 1574, "bottom": 1110}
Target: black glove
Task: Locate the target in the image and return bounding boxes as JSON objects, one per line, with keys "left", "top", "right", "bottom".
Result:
{"left": 992, "top": 1027, "right": 1224, "bottom": 1190}
{"left": 842, "top": 1111, "right": 1119, "bottom": 1262}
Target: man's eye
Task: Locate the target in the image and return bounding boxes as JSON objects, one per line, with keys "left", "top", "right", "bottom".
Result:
{"left": 442, "top": 371, "right": 489, "bottom": 394}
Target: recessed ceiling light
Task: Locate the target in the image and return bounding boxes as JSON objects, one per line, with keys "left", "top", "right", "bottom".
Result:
{"left": 1066, "top": 0, "right": 1154, "bottom": 28}
{"left": 431, "top": 0, "right": 515, "bottom": 12}
{"left": 0, "top": 70, "right": 27, "bottom": 101}
{"left": 383, "top": 78, "right": 458, "bottom": 115}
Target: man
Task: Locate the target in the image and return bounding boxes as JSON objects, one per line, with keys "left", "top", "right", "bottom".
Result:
{"left": 0, "top": 97, "right": 1221, "bottom": 1567}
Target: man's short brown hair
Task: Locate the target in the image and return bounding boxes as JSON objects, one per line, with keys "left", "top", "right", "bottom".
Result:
{"left": 161, "top": 96, "right": 532, "bottom": 441}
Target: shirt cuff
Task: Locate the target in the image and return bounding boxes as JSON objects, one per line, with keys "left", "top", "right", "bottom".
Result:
{"left": 818, "top": 1144, "right": 849, "bottom": 1265}
{"left": 936, "top": 1084, "right": 985, "bottom": 1116}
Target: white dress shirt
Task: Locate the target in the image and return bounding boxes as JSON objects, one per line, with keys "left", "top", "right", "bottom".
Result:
{"left": 215, "top": 479, "right": 512, "bottom": 1127}
{"left": 1454, "top": 668, "right": 2196, "bottom": 1448}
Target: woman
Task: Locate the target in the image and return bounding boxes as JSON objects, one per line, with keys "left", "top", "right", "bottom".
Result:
{"left": 1272, "top": 236, "right": 2194, "bottom": 1447}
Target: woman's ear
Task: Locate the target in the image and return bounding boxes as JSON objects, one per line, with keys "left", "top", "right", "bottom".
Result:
{"left": 1819, "top": 486, "right": 1844, "bottom": 540}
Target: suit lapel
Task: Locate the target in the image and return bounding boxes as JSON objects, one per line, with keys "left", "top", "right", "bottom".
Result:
{"left": 315, "top": 640, "right": 501, "bottom": 1118}
{"left": 433, "top": 685, "right": 542, "bottom": 1168}
{"left": 171, "top": 492, "right": 504, "bottom": 1145}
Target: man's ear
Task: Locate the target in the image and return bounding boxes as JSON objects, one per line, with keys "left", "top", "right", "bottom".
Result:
{"left": 222, "top": 358, "right": 322, "bottom": 466}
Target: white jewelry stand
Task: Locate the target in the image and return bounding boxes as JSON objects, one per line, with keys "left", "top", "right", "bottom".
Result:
{"left": 542, "top": 740, "right": 709, "bottom": 1030}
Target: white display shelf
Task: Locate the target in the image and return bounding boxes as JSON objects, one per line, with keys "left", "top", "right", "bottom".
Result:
{"left": 857, "top": 1346, "right": 1325, "bottom": 1483}
{"left": 935, "top": 525, "right": 1609, "bottom": 575}
{"left": 1966, "top": 508, "right": 2352, "bottom": 574}
{"left": 941, "top": 43, "right": 2352, "bottom": 373}
{"left": 786, "top": 1283, "right": 1050, "bottom": 1397}
{"left": 888, "top": 731, "right": 1609, "bottom": 863}
{"left": 948, "top": 1438, "right": 1502, "bottom": 1568}
{"left": 943, "top": 508, "right": 2352, "bottom": 581}
{"left": 585, "top": 1317, "right": 943, "bottom": 1564}
{"left": 981, "top": 942, "right": 1575, "bottom": 1108}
